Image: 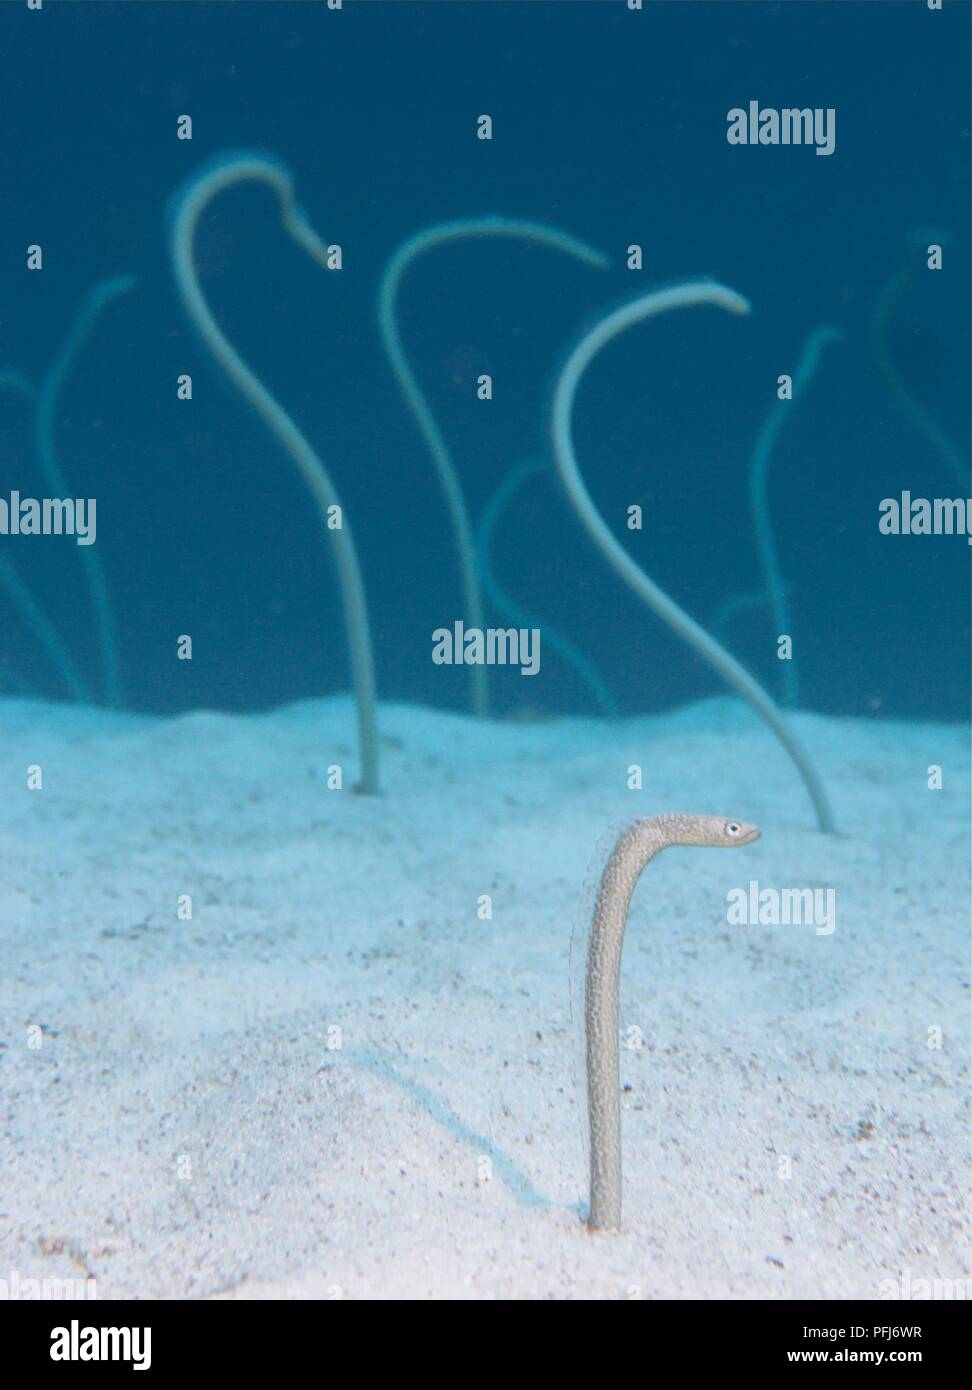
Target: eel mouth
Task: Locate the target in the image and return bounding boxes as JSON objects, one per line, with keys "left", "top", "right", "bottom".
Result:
{"left": 737, "top": 826, "right": 761, "bottom": 846}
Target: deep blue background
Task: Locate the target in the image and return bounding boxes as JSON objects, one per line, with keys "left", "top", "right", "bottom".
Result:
{"left": 1, "top": 0, "right": 968, "bottom": 720}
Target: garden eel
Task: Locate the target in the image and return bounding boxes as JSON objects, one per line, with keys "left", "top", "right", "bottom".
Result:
{"left": 748, "top": 325, "right": 842, "bottom": 708}
{"left": 585, "top": 812, "right": 759, "bottom": 1231}
{"left": 170, "top": 153, "right": 380, "bottom": 793}
{"left": 551, "top": 280, "right": 836, "bottom": 834}
{"left": 379, "top": 215, "right": 610, "bottom": 718}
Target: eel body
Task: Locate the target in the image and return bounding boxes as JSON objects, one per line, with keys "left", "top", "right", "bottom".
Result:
{"left": 586, "top": 812, "right": 760, "bottom": 1231}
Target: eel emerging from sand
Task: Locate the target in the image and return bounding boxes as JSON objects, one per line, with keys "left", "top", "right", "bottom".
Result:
{"left": 585, "top": 813, "right": 760, "bottom": 1231}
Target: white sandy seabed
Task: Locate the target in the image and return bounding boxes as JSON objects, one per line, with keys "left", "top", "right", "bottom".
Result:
{"left": 0, "top": 693, "right": 968, "bottom": 1301}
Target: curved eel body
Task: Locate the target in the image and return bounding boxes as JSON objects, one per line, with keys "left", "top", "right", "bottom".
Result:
{"left": 550, "top": 281, "right": 836, "bottom": 834}
{"left": 170, "top": 154, "right": 380, "bottom": 793}
{"left": 378, "top": 215, "right": 610, "bottom": 718}
{"left": 585, "top": 812, "right": 760, "bottom": 1231}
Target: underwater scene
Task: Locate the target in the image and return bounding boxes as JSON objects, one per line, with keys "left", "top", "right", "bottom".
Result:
{"left": 0, "top": 0, "right": 969, "bottom": 1309}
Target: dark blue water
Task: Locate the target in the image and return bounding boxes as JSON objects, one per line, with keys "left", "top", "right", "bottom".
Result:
{"left": 1, "top": 0, "right": 968, "bottom": 722}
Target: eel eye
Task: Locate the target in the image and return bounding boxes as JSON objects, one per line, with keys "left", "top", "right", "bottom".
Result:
{"left": 726, "top": 821, "right": 741, "bottom": 837}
